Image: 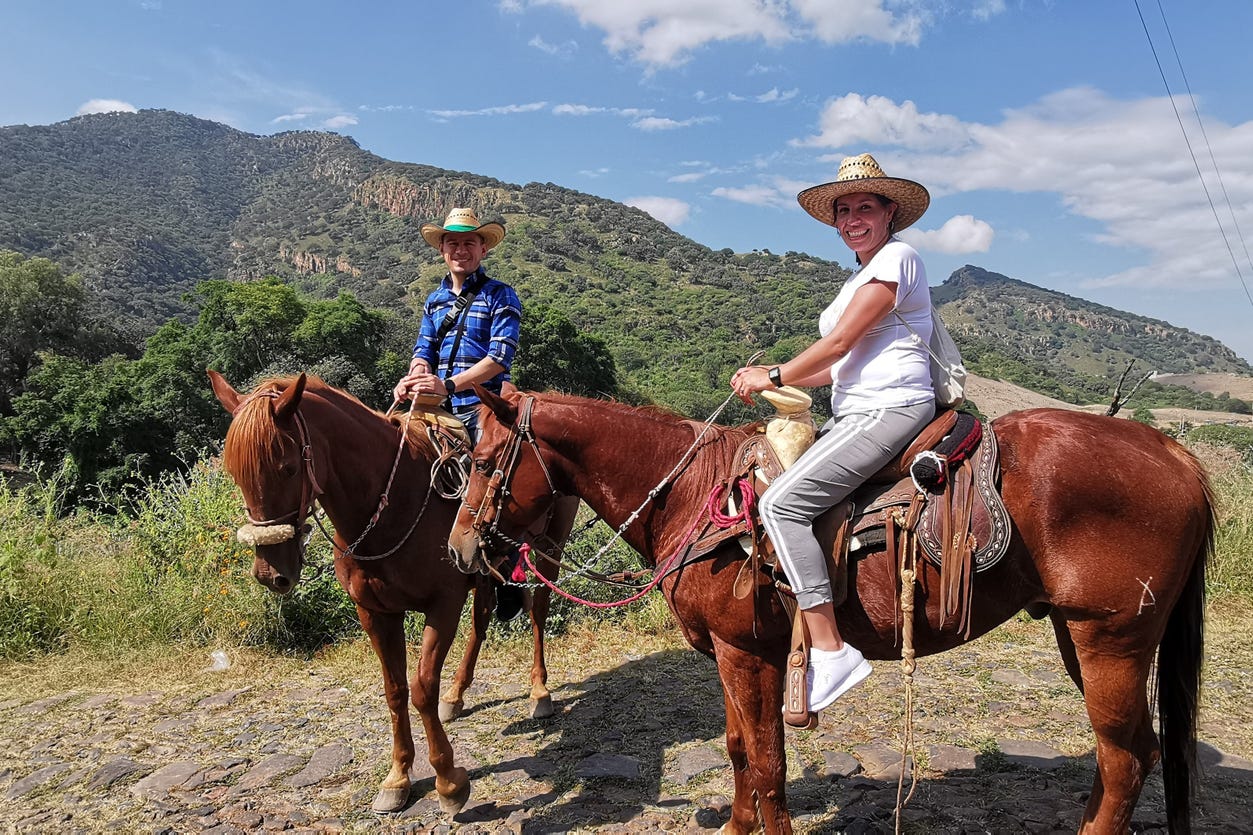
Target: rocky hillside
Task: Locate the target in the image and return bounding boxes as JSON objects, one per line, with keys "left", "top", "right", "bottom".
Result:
{"left": 2, "top": 109, "right": 1249, "bottom": 412}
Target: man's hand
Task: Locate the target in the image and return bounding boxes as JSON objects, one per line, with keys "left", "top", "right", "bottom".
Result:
{"left": 393, "top": 367, "right": 442, "bottom": 402}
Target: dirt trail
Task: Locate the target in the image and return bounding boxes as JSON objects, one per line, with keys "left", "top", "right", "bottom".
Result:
{"left": 2, "top": 607, "right": 1252, "bottom": 834}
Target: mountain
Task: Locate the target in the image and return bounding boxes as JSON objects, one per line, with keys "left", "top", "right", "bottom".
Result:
{"left": 2, "top": 109, "right": 1249, "bottom": 412}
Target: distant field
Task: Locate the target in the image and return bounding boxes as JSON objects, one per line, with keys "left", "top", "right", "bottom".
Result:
{"left": 969, "top": 372, "right": 1253, "bottom": 427}
{"left": 1154, "top": 372, "right": 1253, "bottom": 402}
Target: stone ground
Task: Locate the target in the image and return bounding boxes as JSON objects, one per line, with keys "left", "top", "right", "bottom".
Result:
{"left": 3, "top": 607, "right": 1253, "bottom": 835}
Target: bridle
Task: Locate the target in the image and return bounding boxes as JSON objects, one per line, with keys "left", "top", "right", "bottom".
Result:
{"left": 235, "top": 390, "right": 323, "bottom": 553}
{"left": 466, "top": 395, "right": 559, "bottom": 555}
{"left": 233, "top": 389, "right": 442, "bottom": 562}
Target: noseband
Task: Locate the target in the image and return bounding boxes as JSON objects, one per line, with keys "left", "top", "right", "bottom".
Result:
{"left": 234, "top": 390, "right": 323, "bottom": 550}
{"left": 468, "top": 395, "right": 558, "bottom": 551}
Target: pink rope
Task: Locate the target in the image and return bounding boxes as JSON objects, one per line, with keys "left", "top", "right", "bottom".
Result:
{"left": 517, "top": 481, "right": 746, "bottom": 608}
{"left": 706, "top": 478, "right": 755, "bottom": 528}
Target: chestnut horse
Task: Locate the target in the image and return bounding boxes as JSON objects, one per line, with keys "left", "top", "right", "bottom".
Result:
{"left": 448, "top": 388, "right": 1213, "bottom": 835}
{"left": 208, "top": 371, "right": 566, "bottom": 815}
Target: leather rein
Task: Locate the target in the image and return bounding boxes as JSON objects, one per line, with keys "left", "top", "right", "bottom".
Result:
{"left": 465, "top": 391, "right": 743, "bottom": 590}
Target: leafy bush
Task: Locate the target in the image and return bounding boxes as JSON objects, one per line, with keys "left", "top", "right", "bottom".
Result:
{"left": 0, "top": 459, "right": 359, "bottom": 659}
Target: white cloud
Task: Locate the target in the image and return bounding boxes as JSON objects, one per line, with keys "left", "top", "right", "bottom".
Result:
{"left": 552, "top": 103, "right": 652, "bottom": 118}
{"left": 791, "top": 0, "right": 925, "bottom": 46}
{"left": 712, "top": 184, "right": 793, "bottom": 209}
{"left": 580, "top": 167, "right": 611, "bottom": 177}
{"left": 428, "top": 102, "right": 548, "bottom": 119}
{"left": 668, "top": 172, "right": 708, "bottom": 183}
{"left": 77, "top": 99, "right": 138, "bottom": 115}
{"left": 323, "top": 114, "right": 358, "bottom": 129}
{"left": 626, "top": 196, "right": 691, "bottom": 226}
{"left": 971, "top": 0, "right": 1006, "bottom": 22}
{"left": 631, "top": 115, "right": 716, "bottom": 131}
{"left": 529, "top": 34, "right": 578, "bottom": 57}
{"left": 518, "top": 0, "right": 965, "bottom": 67}
{"left": 789, "top": 87, "right": 1253, "bottom": 293}
{"left": 272, "top": 111, "right": 311, "bottom": 124}
{"left": 797, "top": 93, "right": 972, "bottom": 151}
{"left": 898, "top": 215, "right": 995, "bottom": 254}
{"left": 756, "top": 87, "right": 798, "bottom": 104}
{"left": 526, "top": 0, "right": 791, "bottom": 67}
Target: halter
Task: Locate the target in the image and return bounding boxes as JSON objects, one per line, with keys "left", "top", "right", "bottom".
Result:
{"left": 467, "top": 395, "right": 559, "bottom": 553}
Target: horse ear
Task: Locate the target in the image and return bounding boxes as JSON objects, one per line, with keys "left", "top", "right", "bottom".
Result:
{"left": 207, "top": 369, "right": 242, "bottom": 414}
{"left": 273, "top": 373, "right": 307, "bottom": 422}
{"left": 474, "top": 383, "right": 518, "bottom": 425}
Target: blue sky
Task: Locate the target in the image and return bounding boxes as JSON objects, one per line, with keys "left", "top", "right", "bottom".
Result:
{"left": 6, "top": 0, "right": 1253, "bottom": 364}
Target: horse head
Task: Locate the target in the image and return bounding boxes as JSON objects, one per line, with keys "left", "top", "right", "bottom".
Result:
{"left": 449, "top": 386, "right": 561, "bottom": 574}
{"left": 209, "top": 369, "right": 317, "bottom": 595}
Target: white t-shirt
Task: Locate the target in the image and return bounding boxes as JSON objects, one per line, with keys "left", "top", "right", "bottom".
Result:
{"left": 818, "top": 238, "right": 934, "bottom": 413}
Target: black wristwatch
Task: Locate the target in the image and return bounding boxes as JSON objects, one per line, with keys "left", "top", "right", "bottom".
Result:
{"left": 444, "top": 377, "right": 457, "bottom": 395}
{"left": 767, "top": 366, "right": 783, "bottom": 388}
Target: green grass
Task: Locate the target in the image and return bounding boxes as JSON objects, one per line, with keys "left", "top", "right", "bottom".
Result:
{"left": 0, "top": 441, "right": 1248, "bottom": 661}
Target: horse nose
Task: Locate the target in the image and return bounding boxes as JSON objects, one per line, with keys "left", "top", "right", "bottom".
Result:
{"left": 252, "top": 563, "right": 295, "bottom": 595}
{"left": 447, "top": 535, "right": 483, "bottom": 574}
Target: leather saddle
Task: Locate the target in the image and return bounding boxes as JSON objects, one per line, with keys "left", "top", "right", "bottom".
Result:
{"left": 692, "top": 408, "right": 1012, "bottom": 638}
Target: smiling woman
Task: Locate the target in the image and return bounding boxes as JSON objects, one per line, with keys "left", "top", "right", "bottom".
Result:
{"left": 729, "top": 152, "right": 941, "bottom": 716}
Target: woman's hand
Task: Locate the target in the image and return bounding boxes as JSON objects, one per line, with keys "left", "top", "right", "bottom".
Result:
{"left": 730, "top": 365, "right": 774, "bottom": 405}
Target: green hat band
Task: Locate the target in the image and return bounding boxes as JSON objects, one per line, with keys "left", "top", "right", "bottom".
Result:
{"left": 444, "top": 223, "right": 477, "bottom": 232}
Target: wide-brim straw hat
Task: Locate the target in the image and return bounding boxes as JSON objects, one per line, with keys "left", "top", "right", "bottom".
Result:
{"left": 420, "top": 207, "right": 506, "bottom": 251}
{"left": 796, "top": 153, "right": 929, "bottom": 232}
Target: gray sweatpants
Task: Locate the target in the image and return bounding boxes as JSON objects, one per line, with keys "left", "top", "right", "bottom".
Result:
{"left": 760, "top": 401, "right": 935, "bottom": 610}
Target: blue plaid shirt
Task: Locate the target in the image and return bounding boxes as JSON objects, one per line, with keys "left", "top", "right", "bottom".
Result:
{"left": 412, "top": 268, "right": 521, "bottom": 413}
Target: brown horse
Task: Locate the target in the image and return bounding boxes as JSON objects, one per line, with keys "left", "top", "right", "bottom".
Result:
{"left": 208, "top": 370, "right": 568, "bottom": 815}
{"left": 447, "top": 388, "right": 1213, "bottom": 835}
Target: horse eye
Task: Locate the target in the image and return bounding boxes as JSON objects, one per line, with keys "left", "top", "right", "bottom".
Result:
{"left": 473, "top": 458, "right": 491, "bottom": 474}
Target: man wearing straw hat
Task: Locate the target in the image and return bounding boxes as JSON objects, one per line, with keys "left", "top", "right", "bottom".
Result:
{"left": 393, "top": 207, "right": 520, "bottom": 442}
{"left": 730, "top": 153, "right": 937, "bottom": 713}
{"left": 394, "top": 208, "right": 527, "bottom": 620}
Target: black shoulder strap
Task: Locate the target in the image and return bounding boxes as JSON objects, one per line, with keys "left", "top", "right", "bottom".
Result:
{"left": 434, "top": 273, "right": 484, "bottom": 377}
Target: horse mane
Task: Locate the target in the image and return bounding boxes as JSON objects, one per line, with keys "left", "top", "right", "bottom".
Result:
{"left": 531, "top": 390, "right": 757, "bottom": 491}
{"left": 224, "top": 375, "right": 433, "bottom": 495}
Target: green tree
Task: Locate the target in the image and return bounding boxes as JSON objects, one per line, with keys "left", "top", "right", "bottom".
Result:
{"left": 0, "top": 251, "right": 88, "bottom": 413}
{"left": 190, "top": 278, "right": 306, "bottom": 383}
{"left": 514, "top": 302, "right": 618, "bottom": 397}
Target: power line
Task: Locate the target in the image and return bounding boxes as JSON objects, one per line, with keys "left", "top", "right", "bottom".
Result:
{"left": 1155, "top": 0, "right": 1253, "bottom": 277}
{"left": 1134, "top": 0, "right": 1253, "bottom": 311}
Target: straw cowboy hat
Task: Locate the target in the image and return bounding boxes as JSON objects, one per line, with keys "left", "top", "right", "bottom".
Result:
{"left": 796, "top": 153, "right": 930, "bottom": 232}
{"left": 420, "top": 207, "right": 506, "bottom": 251}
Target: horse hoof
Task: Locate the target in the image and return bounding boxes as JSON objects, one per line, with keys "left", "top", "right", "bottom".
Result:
{"left": 529, "top": 695, "right": 554, "bottom": 719}
{"left": 438, "top": 777, "right": 472, "bottom": 814}
{"left": 438, "top": 699, "right": 464, "bottom": 722}
{"left": 371, "top": 785, "right": 410, "bottom": 814}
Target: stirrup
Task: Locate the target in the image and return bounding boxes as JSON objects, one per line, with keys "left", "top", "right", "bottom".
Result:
{"left": 783, "top": 609, "right": 818, "bottom": 729}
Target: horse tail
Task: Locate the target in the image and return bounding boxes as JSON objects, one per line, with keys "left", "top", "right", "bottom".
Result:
{"left": 1157, "top": 447, "right": 1214, "bottom": 835}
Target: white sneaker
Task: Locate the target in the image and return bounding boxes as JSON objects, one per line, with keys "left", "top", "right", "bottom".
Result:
{"left": 807, "top": 644, "right": 872, "bottom": 712}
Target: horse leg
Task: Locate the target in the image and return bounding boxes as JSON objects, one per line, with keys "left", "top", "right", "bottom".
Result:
{"left": 440, "top": 578, "right": 493, "bottom": 722}
{"left": 711, "top": 635, "right": 792, "bottom": 835}
{"left": 1067, "top": 629, "right": 1161, "bottom": 834}
{"left": 526, "top": 578, "right": 555, "bottom": 719}
{"left": 412, "top": 606, "right": 472, "bottom": 814}
{"left": 355, "top": 607, "right": 418, "bottom": 813}
{"left": 524, "top": 495, "right": 577, "bottom": 719}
